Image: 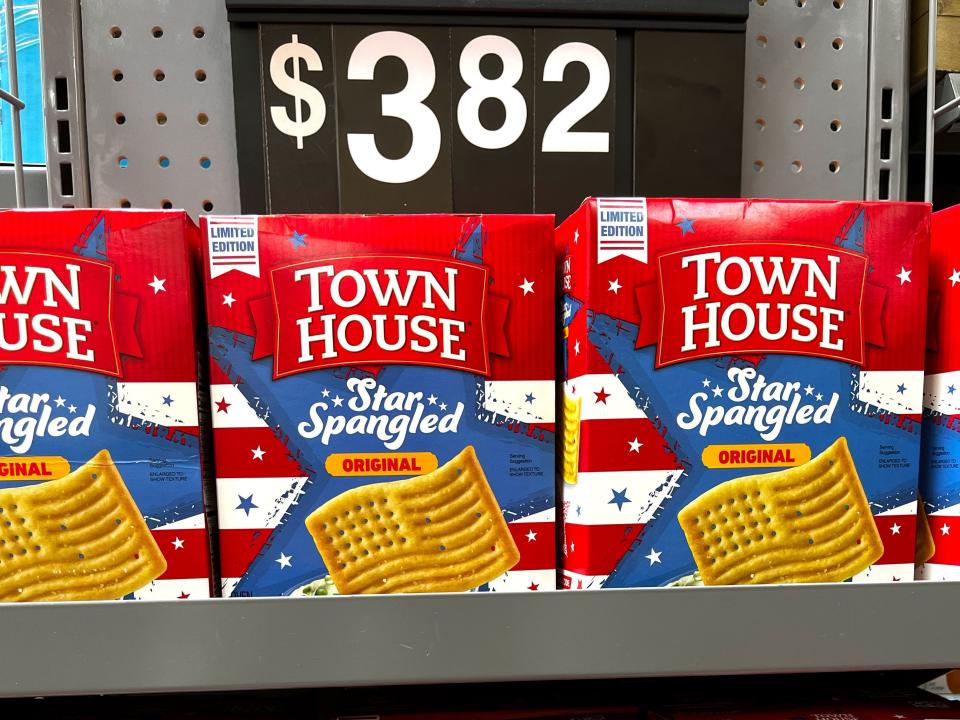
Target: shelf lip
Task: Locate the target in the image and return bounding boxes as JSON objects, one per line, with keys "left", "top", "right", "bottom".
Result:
{"left": 4, "top": 582, "right": 957, "bottom": 698}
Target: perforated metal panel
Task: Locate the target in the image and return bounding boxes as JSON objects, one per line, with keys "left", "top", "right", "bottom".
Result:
{"left": 741, "top": 0, "right": 870, "bottom": 200}
{"left": 79, "top": 0, "right": 240, "bottom": 217}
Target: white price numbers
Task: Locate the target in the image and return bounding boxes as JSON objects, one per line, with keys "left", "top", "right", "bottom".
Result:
{"left": 269, "top": 31, "right": 611, "bottom": 184}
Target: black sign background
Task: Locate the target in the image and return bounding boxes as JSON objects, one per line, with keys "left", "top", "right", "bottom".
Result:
{"left": 229, "top": 1, "right": 747, "bottom": 221}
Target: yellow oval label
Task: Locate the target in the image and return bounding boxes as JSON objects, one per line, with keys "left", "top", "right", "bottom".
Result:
{"left": 0, "top": 456, "right": 71, "bottom": 481}
{"left": 702, "top": 443, "right": 811, "bottom": 469}
{"left": 325, "top": 452, "right": 438, "bottom": 477}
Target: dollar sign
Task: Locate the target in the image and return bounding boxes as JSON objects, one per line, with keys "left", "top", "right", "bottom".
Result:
{"left": 269, "top": 34, "right": 326, "bottom": 150}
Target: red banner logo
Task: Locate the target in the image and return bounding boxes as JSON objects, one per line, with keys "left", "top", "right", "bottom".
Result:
{"left": 635, "top": 243, "right": 879, "bottom": 367}
{"left": 0, "top": 251, "right": 140, "bottom": 377}
{"left": 249, "top": 255, "right": 509, "bottom": 379}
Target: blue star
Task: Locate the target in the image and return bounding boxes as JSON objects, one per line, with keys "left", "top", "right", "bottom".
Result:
{"left": 608, "top": 487, "right": 631, "bottom": 511}
{"left": 576, "top": 505, "right": 582, "bottom": 517}
{"left": 676, "top": 218, "right": 696, "bottom": 236}
{"left": 162, "top": 395, "right": 173, "bottom": 406}
{"left": 949, "top": 385, "right": 956, "bottom": 395}
{"left": 236, "top": 494, "right": 258, "bottom": 516}
{"left": 896, "top": 383, "right": 906, "bottom": 394}
{"left": 289, "top": 231, "right": 307, "bottom": 248}
{"left": 525, "top": 393, "right": 535, "bottom": 404}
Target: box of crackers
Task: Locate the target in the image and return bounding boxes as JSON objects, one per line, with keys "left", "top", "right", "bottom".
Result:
{"left": 201, "top": 214, "right": 555, "bottom": 596}
{"left": 917, "top": 204, "right": 960, "bottom": 580}
{"left": 559, "top": 198, "right": 930, "bottom": 588}
{"left": 0, "top": 209, "right": 212, "bottom": 601}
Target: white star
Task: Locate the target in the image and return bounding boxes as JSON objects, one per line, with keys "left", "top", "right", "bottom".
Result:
{"left": 804, "top": 385, "right": 814, "bottom": 396}
{"left": 321, "top": 388, "right": 330, "bottom": 398}
{"left": 573, "top": 228, "right": 579, "bottom": 244}
{"left": 148, "top": 275, "right": 167, "bottom": 294}
{"left": 645, "top": 549, "right": 662, "bottom": 565}
{"left": 439, "top": 402, "right": 448, "bottom": 411}
{"left": 816, "top": 393, "right": 824, "bottom": 401}
{"left": 896, "top": 266, "right": 912, "bottom": 285}
{"left": 951, "top": 269, "right": 960, "bottom": 287}
{"left": 890, "top": 522, "right": 901, "bottom": 535}
{"left": 68, "top": 404, "right": 77, "bottom": 414}
{"left": 712, "top": 386, "right": 723, "bottom": 397}
{"left": 570, "top": 542, "right": 575, "bottom": 553}
{"left": 276, "top": 552, "right": 293, "bottom": 569}
{"left": 172, "top": 537, "right": 185, "bottom": 550}
{"left": 54, "top": 395, "right": 65, "bottom": 407}
{"left": 525, "top": 530, "right": 537, "bottom": 542}
{"left": 628, "top": 437, "right": 642, "bottom": 453}
{"left": 222, "top": 293, "right": 236, "bottom": 307}
{"left": 427, "top": 394, "right": 438, "bottom": 405}
{"left": 702, "top": 378, "right": 711, "bottom": 388}
{"left": 941, "top": 523, "right": 951, "bottom": 536}
{"left": 519, "top": 278, "right": 535, "bottom": 295}
{"left": 332, "top": 395, "right": 344, "bottom": 407}
{"left": 251, "top": 446, "right": 266, "bottom": 461}
{"left": 608, "top": 278, "right": 622, "bottom": 294}
{"left": 574, "top": 339, "right": 581, "bottom": 355}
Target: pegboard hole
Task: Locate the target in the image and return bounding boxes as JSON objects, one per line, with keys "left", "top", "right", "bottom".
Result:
{"left": 791, "top": 160, "right": 803, "bottom": 174}
{"left": 161, "top": 200, "right": 173, "bottom": 209}
{"left": 792, "top": 118, "right": 804, "bottom": 132}
{"left": 110, "top": 26, "right": 122, "bottom": 39}
{"left": 151, "top": 26, "right": 163, "bottom": 39}
{"left": 117, "top": 155, "right": 128, "bottom": 168}
{"left": 114, "top": 112, "right": 126, "bottom": 125}
{"left": 197, "top": 112, "right": 209, "bottom": 126}
{"left": 793, "top": 77, "right": 805, "bottom": 91}
{"left": 756, "top": 34, "right": 768, "bottom": 47}
{"left": 832, "top": 37, "right": 844, "bottom": 50}
{"left": 158, "top": 156, "right": 170, "bottom": 168}
{"left": 829, "top": 160, "right": 841, "bottom": 173}
{"left": 202, "top": 200, "right": 214, "bottom": 212}
{"left": 794, "top": 37, "right": 806, "bottom": 49}
{"left": 199, "top": 156, "right": 212, "bottom": 169}
{"left": 795, "top": 0, "right": 806, "bottom": 5}
{"left": 831, "top": 78, "right": 844, "bottom": 91}
{"left": 154, "top": 69, "right": 165, "bottom": 82}
{"left": 833, "top": 0, "right": 844, "bottom": 7}
{"left": 755, "top": 118, "right": 766, "bottom": 131}
{"left": 752, "top": 160, "right": 764, "bottom": 173}
{"left": 755, "top": 75, "right": 767, "bottom": 89}
{"left": 830, "top": 119, "right": 842, "bottom": 132}
{"left": 112, "top": 69, "right": 123, "bottom": 82}
{"left": 156, "top": 112, "right": 167, "bottom": 125}
{"left": 193, "top": 26, "right": 206, "bottom": 39}
{"left": 120, "top": 198, "right": 131, "bottom": 208}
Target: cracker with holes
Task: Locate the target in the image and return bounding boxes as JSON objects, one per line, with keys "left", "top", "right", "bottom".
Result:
{"left": 678, "top": 438, "right": 882, "bottom": 585}
{"left": 306, "top": 446, "right": 520, "bottom": 594}
{"left": 0, "top": 210, "right": 212, "bottom": 601}
{"left": 559, "top": 199, "right": 928, "bottom": 588}
{"left": 202, "top": 214, "right": 555, "bottom": 596}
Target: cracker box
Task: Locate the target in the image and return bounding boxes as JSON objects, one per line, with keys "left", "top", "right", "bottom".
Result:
{"left": 559, "top": 198, "right": 929, "bottom": 588}
{"left": 918, "top": 204, "right": 960, "bottom": 580}
{"left": 201, "top": 214, "right": 555, "bottom": 596}
{"left": 0, "top": 210, "right": 211, "bottom": 601}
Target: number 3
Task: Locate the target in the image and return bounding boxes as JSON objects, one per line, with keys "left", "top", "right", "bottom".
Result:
{"left": 346, "top": 31, "right": 441, "bottom": 184}
{"left": 541, "top": 42, "right": 610, "bottom": 153}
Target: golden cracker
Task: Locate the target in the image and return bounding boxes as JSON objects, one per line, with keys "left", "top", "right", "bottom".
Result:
{"left": 562, "top": 394, "right": 581, "bottom": 485}
{"left": 0, "top": 449, "right": 167, "bottom": 602}
{"left": 305, "top": 446, "right": 520, "bottom": 594}
{"left": 678, "top": 437, "right": 883, "bottom": 585}
{"left": 916, "top": 498, "right": 936, "bottom": 565}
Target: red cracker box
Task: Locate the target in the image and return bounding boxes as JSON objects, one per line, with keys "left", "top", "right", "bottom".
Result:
{"left": 559, "top": 198, "right": 929, "bottom": 589}
{"left": 0, "top": 210, "right": 211, "bottom": 601}
{"left": 201, "top": 214, "right": 555, "bottom": 597}
{"left": 918, "top": 204, "right": 960, "bottom": 580}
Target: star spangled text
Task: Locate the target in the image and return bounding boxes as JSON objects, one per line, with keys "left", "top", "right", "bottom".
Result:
{"left": 297, "top": 377, "right": 463, "bottom": 450}
{"left": 0, "top": 385, "right": 95, "bottom": 453}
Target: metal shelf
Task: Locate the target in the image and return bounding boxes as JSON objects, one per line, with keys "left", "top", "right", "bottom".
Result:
{"left": 4, "top": 582, "right": 959, "bottom": 698}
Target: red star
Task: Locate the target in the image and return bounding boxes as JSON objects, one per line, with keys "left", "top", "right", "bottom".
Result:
{"left": 576, "top": 579, "right": 583, "bottom": 589}
{"left": 527, "top": 582, "right": 539, "bottom": 591}
{"left": 594, "top": 387, "right": 610, "bottom": 404}
{"left": 178, "top": 592, "right": 190, "bottom": 599}
{"left": 215, "top": 397, "right": 231, "bottom": 413}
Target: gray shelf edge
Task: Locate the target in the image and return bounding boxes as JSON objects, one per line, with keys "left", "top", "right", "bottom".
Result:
{"left": 6, "top": 581, "right": 960, "bottom": 697}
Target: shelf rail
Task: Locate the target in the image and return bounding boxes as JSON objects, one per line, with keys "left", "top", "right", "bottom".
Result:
{"left": 2, "top": 0, "right": 24, "bottom": 208}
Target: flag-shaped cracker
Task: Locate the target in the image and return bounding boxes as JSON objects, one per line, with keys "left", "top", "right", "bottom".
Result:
{"left": 0, "top": 449, "right": 167, "bottom": 601}
{"left": 305, "top": 446, "right": 520, "bottom": 594}
{"left": 562, "top": 395, "right": 581, "bottom": 485}
{"left": 678, "top": 437, "right": 883, "bottom": 585}
{"left": 916, "top": 499, "right": 936, "bottom": 565}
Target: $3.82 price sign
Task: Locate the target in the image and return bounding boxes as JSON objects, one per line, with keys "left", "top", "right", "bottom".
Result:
{"left": 259, "top": 25, "right": 618, "bottom": 216}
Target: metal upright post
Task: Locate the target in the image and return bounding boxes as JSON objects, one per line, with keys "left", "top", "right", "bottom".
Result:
{"left": 3, "top": 0, "right": 24, "bottom": 208}
{"left": 924, "top": 0, "right": 938, "bottom": 203}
